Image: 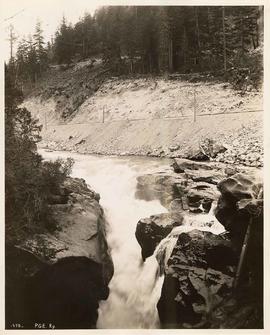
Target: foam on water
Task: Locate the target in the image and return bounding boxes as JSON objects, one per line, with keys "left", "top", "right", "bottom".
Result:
{"left": 39, "top": 149, "right": 224, "bottom": 329}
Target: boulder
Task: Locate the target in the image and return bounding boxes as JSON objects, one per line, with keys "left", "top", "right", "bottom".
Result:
{"left": 171, "top": 158, "right": 214, "bottom": 173}
{"left": 136, "top": 212, "right": 184, "bottom": 261}
{"left": 215, "top": 172, "right": 263, "bottom": 243}
{"left": 136, "top": 173, "right": 186, "bottom": 208}
{"left": 157, "top": 230, "right": 238, "bottom": 328}
{"left": 214, "top": 172, "right": 263, "bottom": 321}
{"left": 185, "top": 147, "right": 209, "bottom": 161}
{"left": 185, "top": 169, "right": 225, "bottom": 185}
{"left": 186, "top": 183, "right": 219, "bottom": 212}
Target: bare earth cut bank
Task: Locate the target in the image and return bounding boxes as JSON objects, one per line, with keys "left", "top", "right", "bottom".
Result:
{"left": 22, "top": 62, "right": 263, "bottom": 168}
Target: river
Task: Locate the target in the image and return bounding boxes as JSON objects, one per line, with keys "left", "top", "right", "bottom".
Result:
{"left": 39, "top": 149, "right": 225, "bottom": 329}
{"left": 39, "top": 149, "right": 172, "bottom": 328}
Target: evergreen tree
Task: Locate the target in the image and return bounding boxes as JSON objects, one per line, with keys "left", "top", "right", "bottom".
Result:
{"left": 33, "top": 20, "right": 48, "bottom": 74}
{"left": 54, "top": 16, "right": 75, "bottom": 64}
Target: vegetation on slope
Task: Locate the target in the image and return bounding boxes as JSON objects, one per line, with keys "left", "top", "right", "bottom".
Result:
{"left": 13, "top": 6, "right": 263, "bottom": 93}
{"left": 5, "top": 64, "right": 74, "bottom": 245}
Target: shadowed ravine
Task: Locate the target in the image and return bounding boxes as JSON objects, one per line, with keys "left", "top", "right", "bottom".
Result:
{"left": 40, "top": 150, "right": 225, "bottom": 329}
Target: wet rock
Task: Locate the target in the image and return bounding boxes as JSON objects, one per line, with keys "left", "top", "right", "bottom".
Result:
{"left": 169, "top": 198, "right": 183, "bottom": 213}
{"left": 185, "top": 169, "right": 225, "bottom": 185}
{"left": 185, "top": 148, "right": 209, "bottom": 161}
{"left": 136, "top": 212, "right": 184, "bottom": 261}
{"left": 136, "top": 173, "right": 186, "bottom": 208}
{"left": 214, "top": 171, "right": 263, "bottom": 323}
{"left": 157, "top": 230, "right": 238, "bottom": 328}
{"left": 171, "top": 158, "right": 213, "bottom": 173}
{"left": 186, "top": 183, "right": 218, "bottom": 212}
{"left": 215, "top": 172, "right": 263, "bottom": 243}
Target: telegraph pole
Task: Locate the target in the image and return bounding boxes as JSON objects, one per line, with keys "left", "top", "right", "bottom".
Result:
{"left": 193, "top": 89, "right": 197, "bottom": 122}
{"left": 7, "top": 24, "right": 17, "bottom": 62}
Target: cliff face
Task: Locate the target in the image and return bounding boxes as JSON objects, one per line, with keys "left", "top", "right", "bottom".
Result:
{"left": 6, "top": 177, "right": 113, "bottom": 329}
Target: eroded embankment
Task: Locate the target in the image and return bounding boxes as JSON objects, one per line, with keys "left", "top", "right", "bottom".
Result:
{"left": 6, "top": 177, "right": 113, "bottom": 329}
{"left": 35, "top": 112, "right": 263, "bottom": 167}
{"left": 22, "top": 63, "right": 263, "bottom": 168}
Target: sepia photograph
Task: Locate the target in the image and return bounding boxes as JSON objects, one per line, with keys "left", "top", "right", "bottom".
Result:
{"left": 1, "top": 0, "right": 267, "bottom": 332}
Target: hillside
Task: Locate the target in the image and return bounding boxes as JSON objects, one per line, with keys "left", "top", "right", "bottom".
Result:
{"left": 22, "top": 59, "right": 263, "bottom": 167}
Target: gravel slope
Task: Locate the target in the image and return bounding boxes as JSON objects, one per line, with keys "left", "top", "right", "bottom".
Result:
{"left": 22, "top": 61, "right": 263, "bottom": 167}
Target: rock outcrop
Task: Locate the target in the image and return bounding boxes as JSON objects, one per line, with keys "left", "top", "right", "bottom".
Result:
{"left": 136, "top": 172, "right": 187, "bottom": 208}
{"left": 6, "top": 177, "right": 113, "bottom": 329}
{"left": 136, "top": 159, "right": 223, "bottom": 215}
{"left": 157, "top": 230, "right": 238, "bottom": 328}
{"left": 136, "top": 212, "right": 184, "bottom": 261}
{"left": 171, "top": 158, "right": 214, "bottom": 173}
{"left": 215, "top": 172, "right": 263, "bottom": 245}
{"left": 136, "top": 161, "right": 263, "bottom": 329}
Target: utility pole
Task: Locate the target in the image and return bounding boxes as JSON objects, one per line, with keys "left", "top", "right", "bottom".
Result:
{"left": 102, "top": 106, "right": 105, "bottom": 123}
{"left": 44, "top": 110, "right": 47, "bottom": 130}
{"left": 7, "top": 24, "right": 17, "bottom": 62}
{"left": 193, "top": 89, "right": 197, "bottom": 122}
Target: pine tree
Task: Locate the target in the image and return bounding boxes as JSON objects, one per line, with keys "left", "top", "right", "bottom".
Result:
{"left": 54, "top": 16, "right": 75, "bottom": 64}
{"left": 33, "top": 20, "right": 48, "bottom": 74}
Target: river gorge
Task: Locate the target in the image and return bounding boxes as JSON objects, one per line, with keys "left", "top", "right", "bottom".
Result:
{"left": 37, "top": 149, "right": 263, "bottom": 329}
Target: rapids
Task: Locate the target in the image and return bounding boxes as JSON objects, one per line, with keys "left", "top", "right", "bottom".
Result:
{"left": 39, "top": 149, "right": 224, "bottom": 329}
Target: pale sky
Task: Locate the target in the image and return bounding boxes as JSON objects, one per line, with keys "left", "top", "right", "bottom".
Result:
{"left": 2, "top": 0, "right": 101, "bottom": 61}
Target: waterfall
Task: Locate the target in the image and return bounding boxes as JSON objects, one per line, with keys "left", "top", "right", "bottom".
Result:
{"left": 38, "top": 149, "right": 224, "bottom": 329}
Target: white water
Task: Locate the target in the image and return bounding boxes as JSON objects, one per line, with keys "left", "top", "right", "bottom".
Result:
{"left": 40, "top": 150, "right": 170, "bottom": 328}
{"left": 39, "top": 149, "right": 225, "bottom": 329}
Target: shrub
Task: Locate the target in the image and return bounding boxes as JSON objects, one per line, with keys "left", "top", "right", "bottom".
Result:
{"left": 41, "top": 158, "right": 74, "bottom": 195}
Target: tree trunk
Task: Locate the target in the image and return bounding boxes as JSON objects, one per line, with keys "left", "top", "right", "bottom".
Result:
{"left": 195, "top": 7, "right": 201, "bottom": 66}
{"left": 183, "top": 26, "right": 187, "bottom": 72}
{"left": 222, "top": 6, "right": 227, "bottom": 72}
{"left": 168, "top": 38, "right": 173, "bottom": 72}
{"left": 240, "top": 15, "right": 244, "bottom": 65}
{"left": 207, "top": 7, "right": 212, "bottom": 70}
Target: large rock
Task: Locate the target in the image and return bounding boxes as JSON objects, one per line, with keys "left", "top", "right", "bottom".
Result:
{"left": 136, "top": 166, "right": 222, "bottom": 214}
{"left": 185, "top": 147, "right": 209, "bottom": 161}
{"left": 215, "top": 172, "right": 263, "bottom": 312}
{"left": 136, "top": 173, "right": 187, "bottom": 208}
{"left": 171, "top": 158, "right": 214, "bottom": 173}
{"left": 185, "top": 169, "right": 225, "bottom": 185}
{"left": 157, "top": 230, "right": 238, "bottom": 328}
{"left": 136, "top": 212, "right": 184, "bottom": 260}
{"left": 185, "top": 182, "right": 219, "bottom": 212}
{"left": 184, "top": 141, "right": 227, "bottom": 161}
{"left": 6, "top": 177, "right": 113, "bottom": 329}
{"left": 215, "top": 172, "right": 263, "bottom": 244}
